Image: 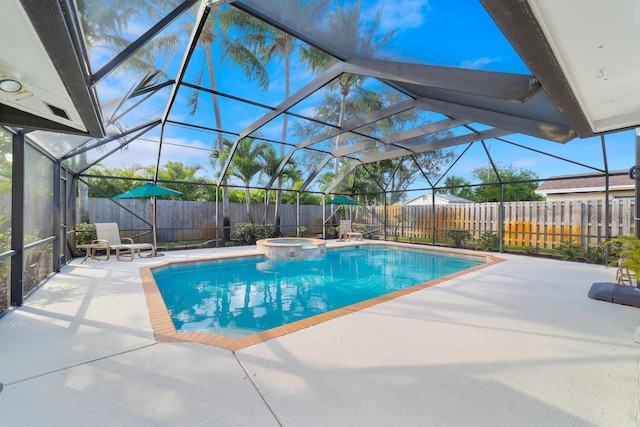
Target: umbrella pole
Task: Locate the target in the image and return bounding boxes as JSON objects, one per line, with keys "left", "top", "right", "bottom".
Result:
{"left": 152, "top": 196, "right": 158, "bottom": 255}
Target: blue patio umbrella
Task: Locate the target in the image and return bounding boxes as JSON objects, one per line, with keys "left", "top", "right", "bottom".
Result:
{"left": 112, "top": 183, "right": 182, "bottom": 251}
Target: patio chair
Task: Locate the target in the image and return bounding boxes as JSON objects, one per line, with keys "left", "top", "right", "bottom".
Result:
{"left": 94, "top": 223, "right": 155, "bottom": 261}
{"left": 339, "top": 220, "right": 363, "bottom": 242}
{"left": 615, "top": 258, "right": 636, "bottom": 286}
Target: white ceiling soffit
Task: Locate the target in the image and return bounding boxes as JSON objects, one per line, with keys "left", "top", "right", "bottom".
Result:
{"left": 0, "top": 0, "right": 103, "bottom": 137}
{"left": 481, "top": 0, "right": 640, "bottom": 137}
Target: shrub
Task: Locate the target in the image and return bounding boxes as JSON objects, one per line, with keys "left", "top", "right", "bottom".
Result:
{"left": 0, "top": 216, "right": 9, "bottom": 290}
{"left": 581, "top": 244, "right": 605, "bottom": 264}
{"left": 352, "top": 222, "right": 367, "bottom": 234}
{"left": 445, "top": 229, "right": 473, "bottom": 248}
{"left": 286, "top": 226, "right": 307, "bottom": 237}
{"left": 605, "top": 234, "right": 640, "bottom": 272}
{"left": 232, "top": 223, "right": 276, "bottom": 245}
{"left": 75, "top": 223, "right": 96, "bottom": 254}
{"left": 554, "top": 240, "right": 582, "bottom": 260}
{"left": 477, "top": 231, "right": 499, "bottom": 251}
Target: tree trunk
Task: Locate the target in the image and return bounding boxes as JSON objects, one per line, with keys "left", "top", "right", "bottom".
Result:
{"left": 275, "top": 51, "right": 291, "bottom": 237}
{"left": 245, "top": 188, "right": 252, "bottom": 223}
{"left": 206, "top": 44, "right": 231, "bottom": 241}
{"left": 334, "top": 92, "right": 348, "bottom": 175}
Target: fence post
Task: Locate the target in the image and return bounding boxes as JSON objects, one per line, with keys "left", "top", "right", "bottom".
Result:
{"left": 296, "top": 193, "right": 300, "bottom": 237}
{"left": 383, "top": 192, "right": 387, "bottom": 241}
{"left": 635, "top": 128, "right": 640, "bottom": 238}
{"left": 215, "top": 186, "right": 219, "bottom": 248}
{"left": 499, "top": 184, "right": 504, "bottom": 253}
{"left": 431, "top": 189, "right": 436, "bottom": 245}
{"left": 322, "top": 195, "right": 326, "bottom": 240}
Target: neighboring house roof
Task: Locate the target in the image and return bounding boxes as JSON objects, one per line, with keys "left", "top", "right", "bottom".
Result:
{"left": 536, "top": 170, "right": 634, "bottom": 195}
{"left": 403, "top": 193, "right": 473, "bottom": 205}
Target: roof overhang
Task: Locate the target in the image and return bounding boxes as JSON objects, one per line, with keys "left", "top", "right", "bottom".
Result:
{"left": 0, "top": 0, "right": 104, "bottom": 137}
{"left": 481, "top": 0, "right": 640, "bottom": 137}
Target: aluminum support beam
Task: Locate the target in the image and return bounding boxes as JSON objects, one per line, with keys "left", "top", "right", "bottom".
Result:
{"left": 296, "top": 193, "right": 301, "bottom": 237}
{"left": 62, "top": 120, "right": 161, "bottom": 161}
{"left": 160, "top": 1, "right": 220, "bottom": 124}
{"left": 353, "top": 128, "right": 513, "bottom": 165}
{"left": 480, "top": 0, "right": 593, "bottom": 138}
{"left": 324, "top": 161, "right": 361, "bottom": 194}
{"left": 217, "top": 62, "right": 345, "bottom": 186}
{"left": 324, "top": 128, "right": 513, "bottom": 194}
{"left": 53, "top": 162, "right": 61, "bottom": 272}
{"left": 332, "top": 118, "right": 469, "bottom": 158}
{"left": 345, "top": 59, "right": 541, "bottom": 102}
{"left": 265, "top": 99, "right": 415, "bottom": 189}
{"left": 415, "top": 97, "right": 574, "bottom": 143}
{"left": 636, "top": 128, "right": 640, "bottom": 238}
{"left": 10, "top": 132, "right": 25, "bottom": 306}
{"left": 499, "top": 184, "right": 504, "bottom": 253}
{"left": 322, "top": 196, "right": 326, "bottom": 239}
{"left": 90, "top": 0, "right": 199, "bottom": 86}
{"left": 298, "top": 154, "right": 333, "bottom": 193}
{"left": 601, "top": 134, "right": 610, "bottom": 263}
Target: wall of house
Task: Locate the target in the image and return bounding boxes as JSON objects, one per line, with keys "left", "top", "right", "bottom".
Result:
{"left": 403, "top": 196, "right": 449, "bottom": 206}
{"left": 544, "top": 189, "right": 634, "bottom": 202}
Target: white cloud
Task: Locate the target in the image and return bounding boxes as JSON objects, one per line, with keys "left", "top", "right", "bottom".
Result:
{"left": 95, "top": 136, "right": 214, "bottom": 178}
{"left": 372, "top": 0, "right": 430, "bottom": 32}
{"left": 459, "top": 57, "right": 502, "bottom": 70}
{"left": 512, "top": 157, "right": 545, "bottom": 169}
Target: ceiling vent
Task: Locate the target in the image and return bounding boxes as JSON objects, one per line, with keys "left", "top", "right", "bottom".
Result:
{"left": 46, "top": 103, "right": 70, "bottom": 120}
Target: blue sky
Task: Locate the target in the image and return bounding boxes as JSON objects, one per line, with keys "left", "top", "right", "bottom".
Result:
{"left": 86, "top": 0, "right": 637, "bottom": 191}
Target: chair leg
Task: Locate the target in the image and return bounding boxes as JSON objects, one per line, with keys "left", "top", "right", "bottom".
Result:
{"left": 116, "top": 247, "right": 134, "bottom": 261}
{"left": 138, "top": 248, "right": 155, "bottom": 258}
{"left": 617, "top": 267, "right": 634, "bottom": 286}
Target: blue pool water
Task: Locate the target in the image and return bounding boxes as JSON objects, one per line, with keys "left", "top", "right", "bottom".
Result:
{"left": 152, "top": 246, "right": 484, "bottom": 338}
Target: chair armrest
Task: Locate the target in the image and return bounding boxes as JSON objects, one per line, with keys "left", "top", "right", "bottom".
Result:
{"left": 122, "top": 237, "right": 134, "bottom": 244}
{"left": 91, "top": 239, "right": 110, "bottom": 247}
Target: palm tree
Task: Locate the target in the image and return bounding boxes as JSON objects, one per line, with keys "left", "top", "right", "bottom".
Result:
{"left": 217, "top": 8, "right": 294, "bottom": 236}
{"left": 225, "top": 137, "right": 269, "bottom": 223}
{"left": 188, "top": 9, "right": 268, "bottom": 241}
{"left": 88, "top": 164, "right": 147, "bottom": 196}
{"left": 331, "top": 2, "right": 394, "bottom": 174}
{"left": 298, "top": 0, "right": 394, "bottom": 175}
{"left": 219, "top": 1, "right": 329, "bottom": 234}
{"left": 146, "top": 161, "right": 209, "bottom": 201}
{"left": 260, "top": 146, "right": 302, "bottom": 234}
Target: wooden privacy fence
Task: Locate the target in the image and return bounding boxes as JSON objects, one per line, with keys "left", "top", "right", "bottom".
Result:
{"left": 372, "top": 199, "right": 636, "bottom": 248}
{"left": 86, "top": 198, "right": 326, "bottom": 243}
{"left": 84, "top": 198, "right": 636, "bottom": 248}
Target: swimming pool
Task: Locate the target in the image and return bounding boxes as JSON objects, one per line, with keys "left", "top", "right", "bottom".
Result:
{"left": 150, "top": 245, "right": 487, "bottom": 342}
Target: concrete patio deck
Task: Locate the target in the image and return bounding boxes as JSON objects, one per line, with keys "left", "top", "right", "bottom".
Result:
{"left": 0, "top": 242, "right": 638, "bottom": 426}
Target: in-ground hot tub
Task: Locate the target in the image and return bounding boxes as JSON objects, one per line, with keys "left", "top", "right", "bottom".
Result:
{"left": 256, "top": 237, "right": 327, "bottom": 260}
